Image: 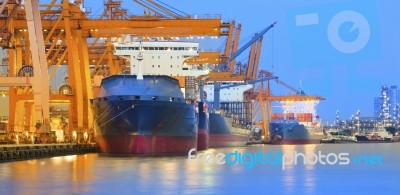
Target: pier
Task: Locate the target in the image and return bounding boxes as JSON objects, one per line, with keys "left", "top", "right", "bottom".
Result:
{"left": 0, "top": 143, "right": 98, "bottom": 163}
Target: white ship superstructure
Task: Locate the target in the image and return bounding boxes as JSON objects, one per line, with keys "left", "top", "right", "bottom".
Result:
{"left": 203, "top": 82, "right": 253, "bottom": 102}
{"left": 113, "top": 39, "right": 207, "bottom": 77}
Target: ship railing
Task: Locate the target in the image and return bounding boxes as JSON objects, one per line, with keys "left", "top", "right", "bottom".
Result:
{"left": 86, "top": 14, "right": 222, "bottom": 20}
{"left": 51, "top": 91, "right": 74, "bottom": 95}
{"left": 232, "top": 123, "right": 252, "bottom": 130}
{"left": 188, "top": 14, "right": 222, "bottom": 19}
{"left": 0, "top": 73, "right": 33, "bottom": 77}
{"left": 9, "top": 90, "right": 74, "bottom": 96}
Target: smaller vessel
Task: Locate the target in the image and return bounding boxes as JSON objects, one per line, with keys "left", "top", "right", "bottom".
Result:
{"left": 392, "top": 134, "right": 400, "bottom": 142}
{"left": 204, "top": 84, "right": 255, "bottom": 148}
{"left": 355, "top": 127, "right": 393, "bottom": 142}
{"left": 208, "top": 111, "right": 252, "bottom": 147}
{"left": 321, "top": 134, "right": 357, "bottom": 143}
{"left": 321, "top": 130, "right": 357, "bottom": 143}
{"left": 269, "top": 120, "right": 323, "bottom": 144}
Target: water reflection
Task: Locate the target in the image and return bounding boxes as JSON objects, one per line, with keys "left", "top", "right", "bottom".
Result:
{"left": 304, "top": 144, "right": 317, "bottom": 171}
{"left": 280, "top": 144, "right": 317, "bottom": 195}
{"left": 0, "top": 154, "right": 97, "bottom": 194}
{"left": 0, "top": 143, "right": 399, "bottom": 194}
{"left": 280, "top": 145, "right": 296, "bottom": 194}
{"left": 160, "top": 161, "right": 178, "bottom": 187}
{"left": 303, "top": 144, "right": 317, "bottom": 195}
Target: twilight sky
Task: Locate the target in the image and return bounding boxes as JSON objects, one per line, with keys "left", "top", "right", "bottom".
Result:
{"left": 103, "top": 0, "right": 398, "bottom": 122}
{"left": 1, "top": 0, "right": 394, "bottom": 123}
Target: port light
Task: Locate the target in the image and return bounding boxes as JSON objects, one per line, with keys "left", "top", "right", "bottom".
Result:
{"left": 72, "top": 131, "right": 77, "bottom": 140}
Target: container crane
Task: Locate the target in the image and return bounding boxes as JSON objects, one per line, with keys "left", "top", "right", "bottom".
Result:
{"left": 208, "top": 22, "right": 276, "bottom": 109}
{"left": 230, "top": 23, "right": 241, "bottom": 73}
{"left": 183, "top": 21, "right": 238, "bottom": 68}
{"left": 132, "top": 0, "right": 190, "bottom": 19}
{"left": 217, "top": 22, "right": 276, "bottom": 71}
{"left": 0, "top": 0, "right": 232, "bottom": 140}
{"left": 244, "top": 70, "right": 325, "bottom": 141}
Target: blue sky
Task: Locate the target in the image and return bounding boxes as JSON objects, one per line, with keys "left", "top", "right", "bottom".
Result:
{"left": 87, "top": 0, "right": 400, "bottom": 122}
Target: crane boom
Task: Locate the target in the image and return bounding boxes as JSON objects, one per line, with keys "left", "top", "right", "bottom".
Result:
{"left": 223, "top": 21, "right": 235, "bottom": 58}
{"left": 216, "top": 21, "right": 276, "bottom": 71}
{"left": 251, "top": 38, "right": 263, "bottom": 80}
{"left": 219, "top": 76, "right": 278, "bottom": 90}
{"left": 274, "top": 79, "right": 303, "bottom": 95}
{"left": 245, "top": 40, "right": 257, "bottom": 78}
{"left": 228, "top": 22, "right": 276, "bottom": 62}
{"left": 229, "top": 23, "right": 241, "bottom": 72}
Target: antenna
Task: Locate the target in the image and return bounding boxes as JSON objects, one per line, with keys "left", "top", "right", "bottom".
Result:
{"left": 137, "top": 42, "right": 144, "bottom": 80}
{"left": 299, "top": 80, "right": 303, "bottom": 94}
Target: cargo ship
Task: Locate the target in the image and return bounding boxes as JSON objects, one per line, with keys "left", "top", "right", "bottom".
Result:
{"left": 95, "top": 37, "right": 256, "bottom": 150}
{"left": 208, "top": 111, "right": 252, "bottom": 147}
{"left": 204, "top": 84, "right": 254, "bottom": 147}
{"left": 268, "top": 103, "right": 324, "bottom": 144}
{"left": 91, "top": 37, "right": 211, "bottom": 154}
{"left": 197, "top": 102, "right": 209, "bottom": 150}
{"left": 92, "top": 75, "right": 198, "bottom": 155}
{"left": 269, "top": 120, "right": 323, "bottom": 144}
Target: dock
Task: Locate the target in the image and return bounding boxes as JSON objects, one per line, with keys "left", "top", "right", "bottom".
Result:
{"left": 0, "top": 143, "right": 98, "bottom": 163}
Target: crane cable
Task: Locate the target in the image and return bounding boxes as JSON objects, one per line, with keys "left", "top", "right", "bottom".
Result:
{"left": 271, "top": 27, "right": 274, "bottom": 70}
{"left": 155, "top": 0, "right": 189, "bottom": 17}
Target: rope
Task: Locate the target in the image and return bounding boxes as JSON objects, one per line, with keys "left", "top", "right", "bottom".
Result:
{"left": 97, "top": 105, "right": 135, "bottom": 128}
{"left": 95, "top": 104, "right": 114, "bottom": 122}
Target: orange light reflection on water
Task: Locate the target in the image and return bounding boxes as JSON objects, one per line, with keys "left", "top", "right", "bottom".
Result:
{"left": 280, "top": 144, "right": 316, "bottom": 195}
{"left": 4, "top": 154, "right": 97, "bottom": 194}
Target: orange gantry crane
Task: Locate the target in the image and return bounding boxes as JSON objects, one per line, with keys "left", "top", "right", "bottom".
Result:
{"left": 202, "top": 22, "right": 277, "bottom": 110}
{"left": 203, "top": 22, "right": 276, "bottom": 82}
{"left": 0, "top": 0, "right": 231, "bottom": 141}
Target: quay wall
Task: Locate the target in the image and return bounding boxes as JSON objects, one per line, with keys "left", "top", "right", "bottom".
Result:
{"left": 0, "top": 143, "right": 98, "bottom": 162}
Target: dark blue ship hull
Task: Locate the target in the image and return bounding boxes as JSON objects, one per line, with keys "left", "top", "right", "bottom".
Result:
{"left": 208, "top": 113, "right": 251, "bottom": 147}
{"left": 197, "top": 102, "right": 209, "bottom": 150}
{"left": 91, "top": 75, "right": 197, "bottom": 155}
{"left": 269, "top": 121, "right": 321, "bottom": 144}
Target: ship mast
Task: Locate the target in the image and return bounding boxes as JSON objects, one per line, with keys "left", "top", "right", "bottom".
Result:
{"left": 137, "top": 43, "right": 144, "bottom": 80}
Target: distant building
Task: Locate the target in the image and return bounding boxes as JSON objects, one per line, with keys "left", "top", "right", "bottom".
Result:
{"left": 327, "top": 117, "right": 378, "bottom": 133}
{"left": 374, "top": 85, "right": 400, "bottom": 125}
{"left": 388, "top": 86, "right": 400, "bottom": 120}
{"left": 374, "top": 97, "right": 382, "bottom": 118}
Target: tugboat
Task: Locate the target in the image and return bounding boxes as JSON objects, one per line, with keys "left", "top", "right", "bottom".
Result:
{"left": 355, "top": 127, "right": 393, "bottom": 142}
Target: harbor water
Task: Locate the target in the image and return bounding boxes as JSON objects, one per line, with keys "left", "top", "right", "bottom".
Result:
{"left": 1, "top": 143, "right": 399, "bottom": 194}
